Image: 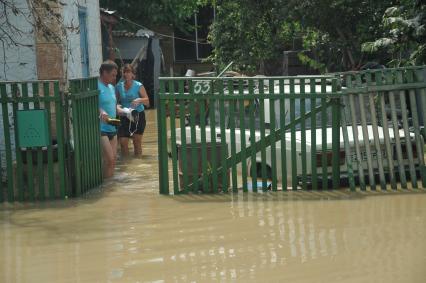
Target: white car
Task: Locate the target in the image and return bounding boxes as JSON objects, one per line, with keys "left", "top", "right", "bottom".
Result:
{"left": 169, "top": 124, "right": 422, "bottom": 188}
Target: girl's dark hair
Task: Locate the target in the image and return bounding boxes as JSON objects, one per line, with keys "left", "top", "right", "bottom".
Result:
{"left": 99, "top": 60, "right": 118, "bottom": 75}
{"left": 122, "top": 63, "right": 136, "bottom": 74}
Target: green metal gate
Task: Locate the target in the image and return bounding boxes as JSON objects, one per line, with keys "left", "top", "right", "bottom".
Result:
{"left": 0, "top": 78, "right": 102, "bottom": 202}
{"left": 158, "top": 66, "right": 426, "bottom": 195}
{"left": 69, "top": 78, "right": 103, "bottom": 196}
{"left": 157, "top": 76, "right": 343, "bottom": 194}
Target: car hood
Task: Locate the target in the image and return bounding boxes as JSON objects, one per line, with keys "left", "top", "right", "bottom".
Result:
{"left": 296, "top": 125, "right": 414, "bottom": 147}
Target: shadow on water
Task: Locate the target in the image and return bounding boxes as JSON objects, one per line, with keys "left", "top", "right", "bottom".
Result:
{"left": 0, "top": 185, "right": 115, "bottom": 212}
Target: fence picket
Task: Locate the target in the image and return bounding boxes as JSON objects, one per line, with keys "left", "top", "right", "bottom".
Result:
{"left": 239, "top": 79, "right": 248, "bottom": 192}
{"left": 228, "top": 81, "right": 238, "bottom": 191}
{"left": 320, "top": 79, "right": 328, "bottom": 189}
{"left": 269, "top": 79, "right": 278, "bottom": 191}
{"left": 54, "top": 82, "right": 66, "bottom": 198}
{"left": 300, "top": 79, "right": 307, "bottom": 190}
{"left": 158, "top": 80, "right": 169, "bottom": 195}
{"left": 248, "top": 80, "right": 257, "bottom": 192}
{"left": 310, "top": 79, "right": 318, "bottom": 190}
{"left": 218, "top": 80, "right": 229, "bottom": 192}
{"left": 21, "top": 83, "right": 35, "bottom": 200}
{"left": 0, "top": 83, "right": 14, "bottom": 201}
{"left": 258, "top": 80, "right": 268, "bottom": 190}
{"left": 11, "top": 83, "right": 25, "bottom": 200}
{"left": 289, "top": 79, "right": 297, "bottom": 190}
{"left": 168, "top": 81, "right": 179, "bottom": 194}
{"left": 279, "top": 79, "right": 287, "bottom": 190}
{"left": 365, "top": 72, "right": 386, "bottom": 190}
{"left": 32, "top": 82, "right": 46, "bottom": 199}
{"left": 178, "top": 81, "right": 189, "bottom": 192}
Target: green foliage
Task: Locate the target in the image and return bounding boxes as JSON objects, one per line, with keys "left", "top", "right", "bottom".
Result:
{"left": 286, "top": 0, "right": 391, "bottom": 72}
{"left": 210, "top": 0, "right": 393, "bottom": 73}
{"left": 100, "top": 0, "right": 210, "bottom": 31}
{"left": 209, "top": 0, "right": 291, "bottom": 74}
{"left": 362, "top": 0, "right": 426, "bottom": 66}
{"left": 102, "top": 0, "right": 425, "bottom": 73}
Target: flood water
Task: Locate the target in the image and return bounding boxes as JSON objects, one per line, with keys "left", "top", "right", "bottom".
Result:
{"left": 1, "top": 110, "right": 426, "bottom": 282}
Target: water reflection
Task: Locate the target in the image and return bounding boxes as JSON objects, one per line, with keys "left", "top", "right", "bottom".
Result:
{"left": 1, "top": 110, "right": 426, "bottom": 282}
{"left": 2, "top": 189, "right": 426, "bottom": 282}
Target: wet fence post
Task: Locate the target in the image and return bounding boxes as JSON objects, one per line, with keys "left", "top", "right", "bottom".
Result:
{"left": 157, "top": 80, "right": 169, "bottom": 195}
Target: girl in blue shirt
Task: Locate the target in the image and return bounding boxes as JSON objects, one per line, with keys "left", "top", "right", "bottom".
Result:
{"left": 116, "top": 64, "right": 150, "bottom": 157}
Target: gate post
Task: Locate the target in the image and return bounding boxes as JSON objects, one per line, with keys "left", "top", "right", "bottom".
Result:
{"left": 54, "top": 81, "right": 67, "bottom": 198}
{"left": 157, "top": 80, "right": 170, "bottom": 194}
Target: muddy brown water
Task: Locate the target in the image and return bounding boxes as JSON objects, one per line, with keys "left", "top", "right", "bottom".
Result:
{"left": 1, "top": 110, "right": 426, "bottom": 282}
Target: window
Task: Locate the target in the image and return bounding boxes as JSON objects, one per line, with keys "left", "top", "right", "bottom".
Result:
{"left": 174, "top": 6, "right": 214, "bottom": 62}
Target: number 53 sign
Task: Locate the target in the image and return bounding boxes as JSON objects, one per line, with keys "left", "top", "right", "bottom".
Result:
{"left": 193, "top": 80, "right": 211, "bottom": 94}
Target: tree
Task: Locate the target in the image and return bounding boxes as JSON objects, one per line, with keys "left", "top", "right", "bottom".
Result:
{"left": 209, "top": 0, "right": 394, "bottom": 73}
{"left": 0, "top": 0, "right": 75, "bottom": 79}
{"left": 99, "top": 0, "right": 210, "bottom": 31}
{"left": 102, "top": 0, "right": 422, "bottom": 74}
{"left": 0, "top": 0, "right": 65, "bottom": 48}
{"left": 209, "top": 0, "right": 290, "bottom": 75}
{"left": 286, "top": 0, "right": 393, "bottom": 72}
{"left": 362, "top": 0, "right": 426, "bottom": 66}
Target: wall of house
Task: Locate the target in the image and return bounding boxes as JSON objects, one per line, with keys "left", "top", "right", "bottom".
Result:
{"left": 0, "top": 0, "right": 37, "bottom": 173}
{"left": 1, "top": 0, "right": 103, "bottom": 175}
{"left": 0, "top": 0, "right": 37, "bottom": 81}
{"left": 63, "top": 0, "right": 103, "bottom": 79}
{"left": 35, "top": 1, "right": 64, "bottom": 80}
{"left": 0, "top": 0, "right": 103, "bottom": 81}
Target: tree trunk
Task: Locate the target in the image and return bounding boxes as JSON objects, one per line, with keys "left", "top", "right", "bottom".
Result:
{"left": 259, "top": 60, "right": 265, "bottom": 75}
{"left": 336, "top": 27, "right": 356, "bottom": 69}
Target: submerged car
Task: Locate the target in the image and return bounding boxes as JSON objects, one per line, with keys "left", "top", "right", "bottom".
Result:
{"left": 167, "top": 80, "right": 424, "bottom": 188}
{"left": 170, "top": 125, "right": 422, "bottom": 188}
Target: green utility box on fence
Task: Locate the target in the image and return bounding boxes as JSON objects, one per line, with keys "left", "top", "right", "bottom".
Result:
{"left": 16, "top": 109, "right": 50, "bottom": 147}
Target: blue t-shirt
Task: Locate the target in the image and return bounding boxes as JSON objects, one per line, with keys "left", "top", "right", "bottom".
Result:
{"left": 116, "top": 80, "right": 144, "bottom": 112}
{"left": 98, "top": 80, "right": 117, "bottom": 133}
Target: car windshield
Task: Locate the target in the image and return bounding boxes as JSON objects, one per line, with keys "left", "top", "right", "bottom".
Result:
{"left": 209, "top": 96, "right": 408, "bottom": 131}
{"left": 208, "top": 98, "right": 333, "bottom": 131}
{"left": 204, "top": 80, "right": 412, "bottom": 131}
{"left": 205, "top": 81, "right": 328, "bottom": 130}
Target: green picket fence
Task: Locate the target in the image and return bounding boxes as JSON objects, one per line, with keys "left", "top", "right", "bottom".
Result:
{"left": 341, "top": 66, "right": 426, "bottom": 191}
{"left": 158, "top": 66, "right": 426, "bottom": 194}
{"left": 157, "top": 76, "right": 343, "bottom": 194}
{"left": 0, "top": 78, "right": 102, "bottom": 202}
